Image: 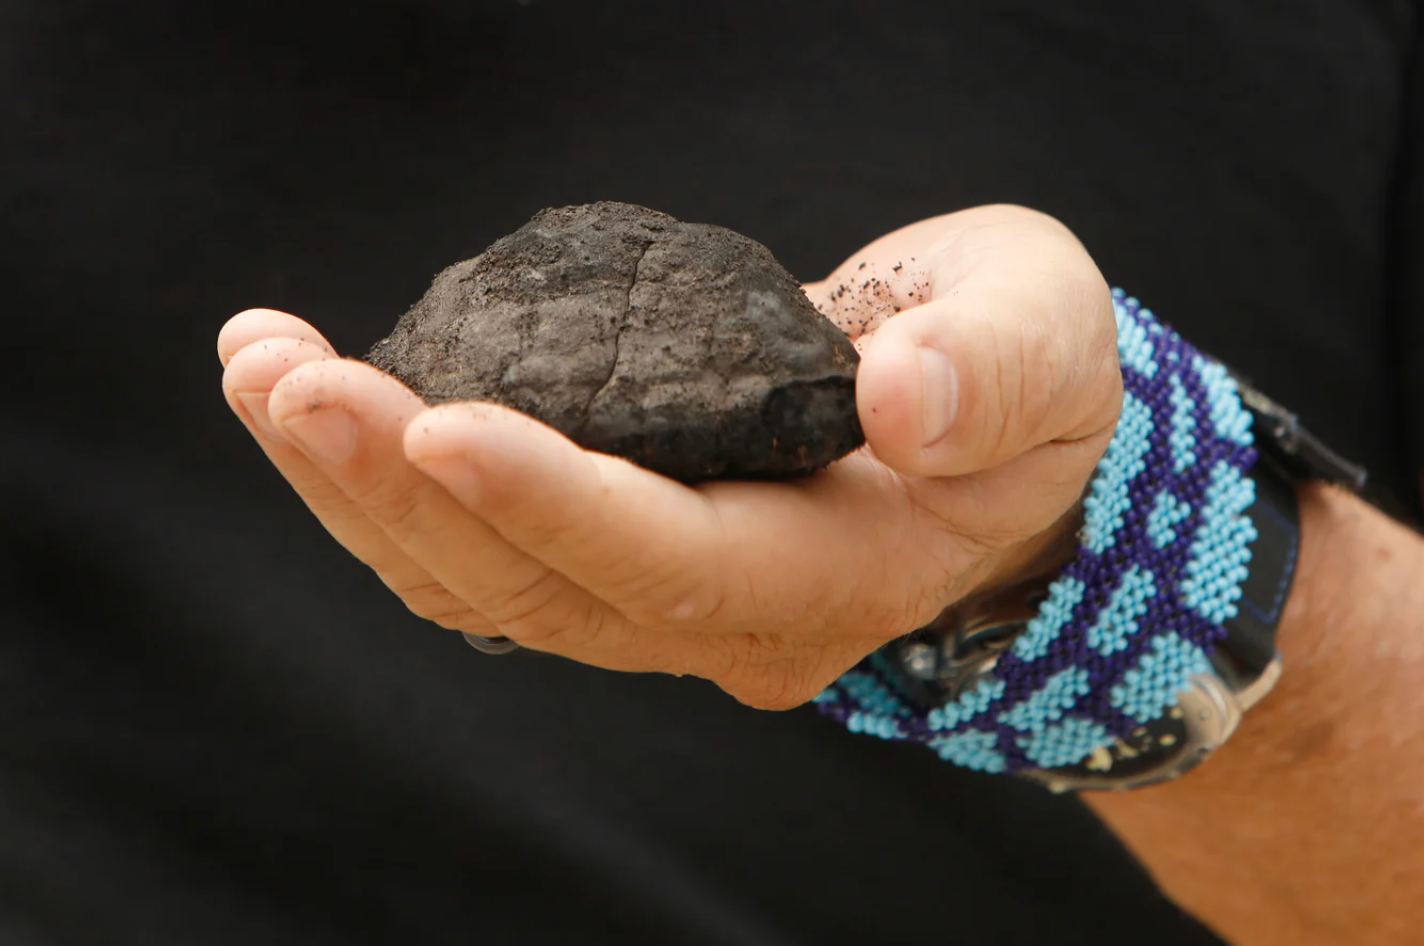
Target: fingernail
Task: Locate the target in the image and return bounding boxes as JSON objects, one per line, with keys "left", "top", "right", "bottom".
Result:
{"left": 918, "top": 345, "right": 959, "bottom": 446}
{"left": 280, "top": 407, "right": 357, "bottom": 464}
{"left": 235, "top": 391, "right": 284, "bottom": 441}
{"left": 411, "top": 455, "right": 482, "bottom": 504}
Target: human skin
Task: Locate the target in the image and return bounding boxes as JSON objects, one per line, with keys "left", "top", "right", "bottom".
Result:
{"left": 218, "top": 204, "right": 1423, "bottom": 943}
{"left": 218, "top": 205, "right": 1121, "bottom": 704}
{"left": 1087, "top": 484, "right": 1424, "bottom": 946}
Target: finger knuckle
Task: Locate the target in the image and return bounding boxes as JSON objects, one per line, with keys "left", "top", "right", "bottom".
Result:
{"left": 382, "top": 490, "right": 432, "bottom": 538}
{"left": 396, "top": 582, "right": 496, "bottom": 634}
{"left": 502, "top": 594, "right": 625, "bottom": 656}
{"left": 348, "top": 477, "right": 425, "bottom": 536}
{"left": 484, "top": 571, "right": 598, "bottom": 649}
{"left": 514, "top": 510, "right": 584, "bottom": 555}
{"left": 435, "top": 610, "right": 493, "bottom": 633}
{"left": 548, "top": 598, "right": 615, "bottom": 650}
{"left": 487, "top": 570, "right": 564, "bottom": 625}
{"left": 396, "top": 579, "right": 464, "bottom": 619}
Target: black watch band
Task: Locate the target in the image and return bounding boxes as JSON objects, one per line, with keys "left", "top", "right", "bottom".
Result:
{"left": 1223, "top": 370, "right": 1368, "bottom": 675}
{"left": 1222, "top": 450, "right": 1300, "bottom": 677}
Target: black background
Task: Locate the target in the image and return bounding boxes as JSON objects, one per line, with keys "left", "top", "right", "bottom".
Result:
{"left": 2, "top": 1, "right": 1419, "bottom": 943}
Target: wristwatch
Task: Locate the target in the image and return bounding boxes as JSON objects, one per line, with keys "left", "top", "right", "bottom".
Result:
{"left": 879, "top": 375, "right": 1367, "bottom": 792}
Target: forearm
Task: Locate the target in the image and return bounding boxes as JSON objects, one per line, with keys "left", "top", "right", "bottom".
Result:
{"left": 1088, "top": 484, "right": 1424, "bottom": 946}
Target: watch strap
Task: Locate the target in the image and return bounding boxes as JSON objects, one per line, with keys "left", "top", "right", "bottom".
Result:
{"left": 815, "top": 290, "right": 1275, "bottom": 775}
{"left": 1223, "top": 450, "right": 1300, "bottom": 676}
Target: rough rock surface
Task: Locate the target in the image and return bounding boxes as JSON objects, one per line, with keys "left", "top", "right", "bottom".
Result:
{"left": 367, "top": 201, "right": 864, "bottom": 483}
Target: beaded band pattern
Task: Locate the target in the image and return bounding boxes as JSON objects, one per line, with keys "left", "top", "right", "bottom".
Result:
{"left": 814, "top": 290, "right": 1260, "bottom": 773}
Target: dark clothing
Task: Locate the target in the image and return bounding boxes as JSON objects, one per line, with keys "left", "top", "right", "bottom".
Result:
{"left": 3, "top": 2, "right": 1419, "bottom": 943}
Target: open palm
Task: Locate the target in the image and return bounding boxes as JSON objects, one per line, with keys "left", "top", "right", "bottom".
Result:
{"left": 218, "top": 205, "right": 1121, "bottom": 709}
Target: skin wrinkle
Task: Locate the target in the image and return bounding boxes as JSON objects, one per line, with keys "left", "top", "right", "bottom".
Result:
{"left": 390, "top": 578, "right": 465, "bottom": 613}
{"left": 723, "top": 632, "right": 825, "bottom": 711}
{"left": 974, "top": 305, "right": 1018, "bottom": 463}
{"left": 1017, "top": 318, "right": 1031, "bottom": 450}
{"left": 429, "top": 609, "right": 496, "bottom": 635}
{"left": 657, "top": 492, "right": 735, "bottom": 626}
{"left": 559, "top": 600, "right": 610, "bottom": 652}
{"left": 481, "top": 568, "right": 569, "bottom": 634}
{"left": 608, "top": 554, "right": 716, "bottom": 628}
{"left": 372, "top": 481, "right": 445, "bottom": 540}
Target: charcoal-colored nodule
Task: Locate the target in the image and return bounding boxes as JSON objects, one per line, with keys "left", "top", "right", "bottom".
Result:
{"left": 367, "top": 201, "right": 864, "bottom": 483}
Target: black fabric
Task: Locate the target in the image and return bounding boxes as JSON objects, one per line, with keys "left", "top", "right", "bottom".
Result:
{"left": 2, "top": 1, "right": 1419, "bottom": 943}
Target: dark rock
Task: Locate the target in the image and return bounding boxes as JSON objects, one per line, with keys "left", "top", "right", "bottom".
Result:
{"left": 367, "top": 201, "right": 864, "bottom": 483}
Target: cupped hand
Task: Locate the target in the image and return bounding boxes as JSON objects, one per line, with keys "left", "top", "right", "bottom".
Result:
{"left": 217, "top": 204, "right": 1121, "bottom": 709}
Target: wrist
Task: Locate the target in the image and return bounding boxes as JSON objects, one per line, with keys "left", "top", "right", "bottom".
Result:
{"left": 1215, "top": 482, "right": 1423, "bottom": 773}
{"left": 818, "top": 291, "right": 1269, "bottom": 776}
{"left": 1087, "top": 485, "right": 1424, "bottom": 946}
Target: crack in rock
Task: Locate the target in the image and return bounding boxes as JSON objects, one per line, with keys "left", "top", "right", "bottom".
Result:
{"left": 583, "top": 238, "right": 652, "bottom": 421}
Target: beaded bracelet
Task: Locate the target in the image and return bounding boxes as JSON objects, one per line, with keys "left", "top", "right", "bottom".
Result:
{"left": 814, "top": 289, "right": 1260, "bottom": 774}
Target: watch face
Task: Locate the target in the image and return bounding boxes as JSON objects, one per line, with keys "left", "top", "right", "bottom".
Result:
{"left": 1031, "top": 706, "right": 1196, "bottom": 783}
{"left": 1018, "top": 672, "right": 1242, "bottom": 793}
{"left": 886, "top": 595, "right": 1283, "bottom": 792}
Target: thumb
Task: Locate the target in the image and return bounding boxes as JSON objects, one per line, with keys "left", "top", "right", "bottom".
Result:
{"left": 846, "top": 206, "right": 1122, "bottom": 479}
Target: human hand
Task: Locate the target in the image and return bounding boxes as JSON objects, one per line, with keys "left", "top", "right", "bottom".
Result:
{"left": 217, "top": 204, "right": 1121, "bottom": 709}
